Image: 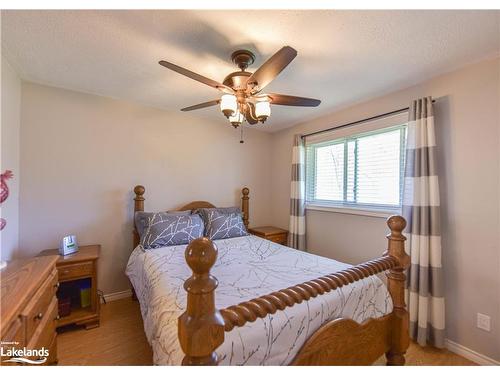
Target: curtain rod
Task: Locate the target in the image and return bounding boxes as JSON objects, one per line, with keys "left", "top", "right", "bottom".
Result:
{"left": 301, "top": 99, "right": 436, "bottom": 139}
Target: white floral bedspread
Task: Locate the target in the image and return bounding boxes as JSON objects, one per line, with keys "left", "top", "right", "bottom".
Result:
{"left": 126, "top": 235, "right": 392, "bottom": 365}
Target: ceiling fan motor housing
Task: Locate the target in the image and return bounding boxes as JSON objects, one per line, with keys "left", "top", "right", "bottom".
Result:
{"left": 230, "top": 49, "right": 256, "bottom": 71}
{"left": 223, "top": 71, "right": 251, "bottom": 91}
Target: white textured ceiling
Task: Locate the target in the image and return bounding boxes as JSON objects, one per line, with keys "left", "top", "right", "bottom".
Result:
{"left": 2, "top": 10, "right": 499, "bottom": 132}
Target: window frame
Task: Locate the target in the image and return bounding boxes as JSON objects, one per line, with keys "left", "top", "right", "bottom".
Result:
{"left": 305, "top": 120, "right": 407, "bottom": 217}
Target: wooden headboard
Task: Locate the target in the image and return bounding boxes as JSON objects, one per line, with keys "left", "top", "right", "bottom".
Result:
{"left": 132, "top": 185, "right": 250, "bottom": 249}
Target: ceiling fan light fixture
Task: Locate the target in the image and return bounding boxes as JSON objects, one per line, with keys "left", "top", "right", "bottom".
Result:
{"left": 220, "top": 94, "right": 237, "bottom": 118}
{"left": 159, "top": 45, "right": 321, "bottom": 130}
{"left": 229, "top": 109, "right": 244, "bottom": 128}
{"left": 255, "top": 100, "right": 271, "bottom": 123}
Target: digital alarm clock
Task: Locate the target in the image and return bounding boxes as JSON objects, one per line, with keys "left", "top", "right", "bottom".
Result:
{"left": 59, "top": 235, "right": 79, "bottom": 256}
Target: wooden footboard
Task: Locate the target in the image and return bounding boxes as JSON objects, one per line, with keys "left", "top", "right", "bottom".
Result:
{"left": 178, "top": 215, "right": 410, "bottom": 366}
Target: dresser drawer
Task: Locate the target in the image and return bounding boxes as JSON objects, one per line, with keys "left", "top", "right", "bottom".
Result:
{"left": 45, "top": 334, "right": 57, "bottom": 366}
{"left": 2, "top": 318, "right": 24, "bottom": 347}
{"left": 26, "top": 297, "right": 58, "bottom": 364}
{"left": 21, "top": 269, "right": 58, "bottom": 341}
{"left": 0, "top": 318, "right": 25, "bottom": 365}
{"left": 1, "top": 256, "right": 59, "bottom": 366}
{"left": 58, "top": 261, "right": 93, "bottom": 281}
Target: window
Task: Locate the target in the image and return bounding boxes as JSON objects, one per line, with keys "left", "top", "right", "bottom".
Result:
{"left": 305, "top": 116, "right": 407, "bottom": 215}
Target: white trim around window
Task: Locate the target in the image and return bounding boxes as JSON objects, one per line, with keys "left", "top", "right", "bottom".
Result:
{"left": 305, "top": 111, "right": 408, "bottom": 216}
{"left": 306, "top": 203, "right": 400, "bottom": 218}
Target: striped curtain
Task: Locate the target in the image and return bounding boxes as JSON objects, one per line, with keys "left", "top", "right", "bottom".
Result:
{"left": 403, "top": 97, "right": 445, "bottom": 348}
{"left": 288, "top": 134, "right": 306, "bottom": 250}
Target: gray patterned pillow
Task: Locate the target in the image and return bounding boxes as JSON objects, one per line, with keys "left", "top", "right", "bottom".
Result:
{"left": 140, "top": 213, "right": 204, "bottom": 249}
{"left": 135, "top": 210, "right": 190, "bottom": 238}
{"left": 197, "top": 208, "right": 248, "bottom": 240}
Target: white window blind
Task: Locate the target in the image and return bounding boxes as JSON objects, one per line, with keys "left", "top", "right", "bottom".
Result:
{"left": 306, "top": 121, "right": 407, "bottom": 213}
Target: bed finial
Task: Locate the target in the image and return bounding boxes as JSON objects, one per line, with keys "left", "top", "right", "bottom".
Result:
{"left": 385, "top": 215, "right": 409, "bottom": 268}
{"left": 387, "top": 215, "right": 406, "bottom": 236}
{"left": 241, "top": 187, "right": 249, "bottom": 228}
{"left": 384, "top": 215, "right": 410, "bottom": 365}
{"left": 179, "top": 237, "right": 225, "bottom": 365}
{"left": 134, "top": 185, "right": 145, "bottom": 204}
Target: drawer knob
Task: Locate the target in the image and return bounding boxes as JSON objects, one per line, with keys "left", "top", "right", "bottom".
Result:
{"left": 54, "top": 282, "right": 60, "bottom": 288}
{"left": 55, "top": 314, "right": 60, "bottom": 321}
{"left": 35, "top": 312, "right": 43, "bottom": 320}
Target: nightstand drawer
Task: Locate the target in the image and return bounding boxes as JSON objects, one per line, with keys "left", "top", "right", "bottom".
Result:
{"left": 249, "top": 226, "right": 289, "bottom": 245}
{"left": 267, "top": 233, "right": 288, "bottom": 245}
{"left": 21, "top": 269, "right": 58, "bottom": 341}
{"left": 58, "top": 261, "right": 93, "bottom": 281}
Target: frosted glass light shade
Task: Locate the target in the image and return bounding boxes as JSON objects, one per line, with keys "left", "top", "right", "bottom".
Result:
{"left": 220, "top": 94, "right": 237, "bottom": 117}
{"left": 255, "top": 100, "right": 271, "bottom": 122}
{"left": 229, "top": 109, "right": 244, "bottom": 128}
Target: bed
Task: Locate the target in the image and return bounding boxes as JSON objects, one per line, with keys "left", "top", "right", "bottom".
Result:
{"left": 126, "top": 185, "right": 410, "bottom": 366}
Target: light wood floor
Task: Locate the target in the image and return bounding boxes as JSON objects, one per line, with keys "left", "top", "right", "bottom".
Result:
{"left": 57, "top": 298, "right": 476, "bottom": 366}
{"left": 57, "top": 298, "right": 153, "bottom": 365}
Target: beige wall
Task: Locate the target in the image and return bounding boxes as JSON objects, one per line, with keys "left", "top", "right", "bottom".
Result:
{"left": 1, "top": 57, "right": 21, "bottom": 261}
{"left": 270, "top": 57, "right": 500, "bottom": 361}
{"left": 19, "top": 82, "right": 272, "bottom": 293}
{"left": 13, "top": 56, "right": 500, "bottom": 361}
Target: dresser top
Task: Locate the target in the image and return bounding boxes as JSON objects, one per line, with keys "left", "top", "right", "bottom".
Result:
{"left": 1, "top": 255, "right": 58, "bottom": 335}
{"left": 38, "top": 244, "right": 100, "bottom": 265}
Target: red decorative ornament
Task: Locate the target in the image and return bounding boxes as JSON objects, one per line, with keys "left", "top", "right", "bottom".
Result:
{"left": 0, "top": 170, "right": 14, "bottom": 231}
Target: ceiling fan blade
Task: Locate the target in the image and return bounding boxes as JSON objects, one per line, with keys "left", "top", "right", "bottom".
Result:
{"left": 181, "top": 100, "right": 220, "bottom": 112}
{"left": 246, "top": 46, "right": 297, "bottom": 94}
{"left": 159, "top": 60, "right": 234, "bottom": 94}
{"left": 267, "top": 93, "right": 321, "bottom": 107}
{"left": 244, "top": 103, "right": 258, "bottom": 125}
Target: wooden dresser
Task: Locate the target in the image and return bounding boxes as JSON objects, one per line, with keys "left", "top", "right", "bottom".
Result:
{"left": 1, "top": 256, "right": 59, "bottom": 366}
{"left": 248, "top": 226, "right": 289, "bottom": 245}
{"left": 38, "top": 245, "right": 100, "bottom": 329}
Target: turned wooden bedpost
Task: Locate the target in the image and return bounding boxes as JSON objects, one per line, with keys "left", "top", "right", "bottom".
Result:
{"left": 133, "top": 185, "right": 145, "bottom": 248}
{"left": 384, "top": 215, "right": 410, "bottom": 365}
{"left": 241, "top": 187, "right": 250, "bottom": 229}
{"left": 132, "top": 185, "right": 145, "bottom": 300}
{"left": 179, "top": 238, "right": 225, "bottom": 365}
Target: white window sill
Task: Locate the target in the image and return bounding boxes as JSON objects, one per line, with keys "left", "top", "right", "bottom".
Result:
{"left": 305, "top": 204, "right": 399, "bottom": 218}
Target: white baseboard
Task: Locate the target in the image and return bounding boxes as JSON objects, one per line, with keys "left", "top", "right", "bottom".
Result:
{"left": 445, "top": 339, "right": 500, "bottom": 366}
{"left": 102, "top": 289, "right": 132, "bottom": 303}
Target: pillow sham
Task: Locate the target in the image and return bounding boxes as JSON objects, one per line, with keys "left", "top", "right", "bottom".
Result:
{"left": 197, "top": 207, "right": 248, "bottom": 240}
{"left": 192, "top": 206, "right": 241, "bottom": 216}
{"left": 139, "top": 213, "right": 203, "bottom": 249}
{"left": 135, "top": 210, "right": 190, "bottom": 238}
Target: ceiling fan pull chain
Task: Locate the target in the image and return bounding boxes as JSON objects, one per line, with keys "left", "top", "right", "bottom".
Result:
{"left": 240, "top": 125, "right": 244, "bottom": 144}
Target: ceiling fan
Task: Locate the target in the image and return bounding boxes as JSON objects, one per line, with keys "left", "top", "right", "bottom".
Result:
{"left": 159, "top": 46, "right": 321, "bottom": 127}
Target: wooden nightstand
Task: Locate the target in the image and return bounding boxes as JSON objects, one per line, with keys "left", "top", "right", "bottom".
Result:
{"left": 38, "top": 245, "right": 100, "bottom": 330}
{"left": 248, "top": 226, "right": 288, "bottom": 245}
